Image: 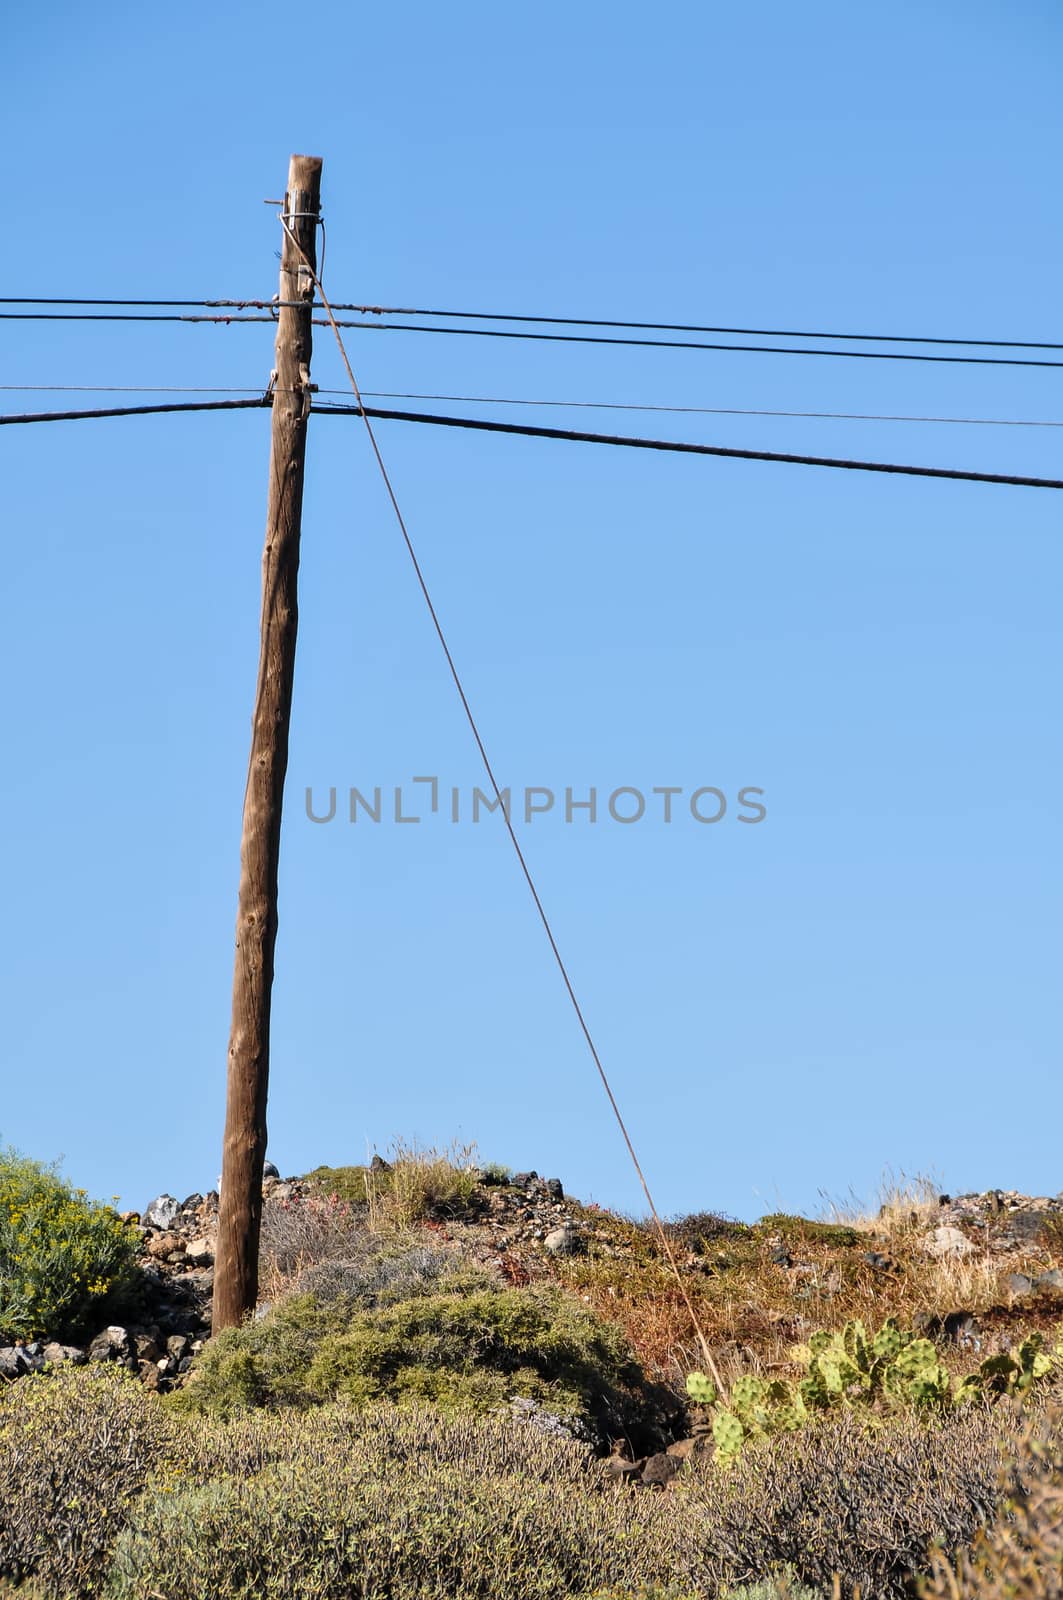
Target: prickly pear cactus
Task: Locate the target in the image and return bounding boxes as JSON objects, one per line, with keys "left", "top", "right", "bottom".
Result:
{"left": 885, "top": 1338, "right": 951, "bottom": 1408}
{"left": 685, "top": 1371, "right": 717, "bottom": 1406}
{"left": 712, "top": 1409, "right": 745, "bottom": 1462}
{"left": 687, "top": 1320, "right": 1061, "bottom": 1464}
{"left": 961, "top": 1332, "right": 1056, "bottom": 1400}
{"left": 843, "top": 1318, "right": 871, "bottom": 1372}
{"left": 871, "top": 1319, "right": 909, "bottom": 1360}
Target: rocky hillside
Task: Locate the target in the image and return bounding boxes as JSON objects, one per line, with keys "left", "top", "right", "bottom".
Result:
{"left": 3, "top": 1156, "right": 1061, "bottom": 1424}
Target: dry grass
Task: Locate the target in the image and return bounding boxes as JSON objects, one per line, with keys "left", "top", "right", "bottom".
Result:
{"left": 551, "top": 1191, "right": 1063, "bottom": 1388}
{"left": 304, "top": 1139, "right": 484, "bottom": 1232}
{"left": 818, "top": 1168, "right": 943, "bottom": 1239}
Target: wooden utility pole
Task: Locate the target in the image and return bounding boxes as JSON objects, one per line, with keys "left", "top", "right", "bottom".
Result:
{"left": 213, "top": 154, "right": 322, "bottom": 1334}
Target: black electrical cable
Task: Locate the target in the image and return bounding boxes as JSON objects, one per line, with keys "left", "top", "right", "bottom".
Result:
{"left": 0, "top": 397, "right": 269, "bottom": 425}
{"left": 4, "top": 308, "right": 1063, "bottom": 368}
{"left": 3, "top": 297, "right": 1062, "bottom": 352}
{"left": 313, "top": 402, "right": 1063, "bottom": 490}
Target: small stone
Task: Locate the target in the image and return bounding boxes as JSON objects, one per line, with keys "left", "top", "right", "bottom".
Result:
{"left": 135, "top": 1335, "right": 163, "bottom": 1362}
{"left": 181, "top": 1193, "right": 204, "bottom": 1213}
{"left": 640, "top": 1452, "right": 682, "bottom": 1488}
{"left": 184, "top": 1238, "right": 214, "bottom": 1267}
{"left": 513, "top": 1172, "right": 538, "bottom": 1187}
{"left": 545, "top": 1178, "right": 564, "bottom": 1201}
{"left": 120, "top": 1210, "right": 141, "bottom": 1226}
{"left": 769, "top": 1245, "right": 792, "bottom": 1268}
{"left": 143, "top": 1195, "right": 181, "bottom": 1230}
{"left": 138, "top": 1361, "right": 161, "bottom": 1392}
{"left": 544, "top": 1224, "right": 580, "bottom": 1256}
{"left": 1035, "top": 1268, "right": 1063, "bottom": 1293}
{"left": 145, "top": 1232, "right": 180, "bottom": 1260}
{"left": 922, "top": 1225, "right": 976, "bottom": 1259}
{"left": 369, "top": 1155, "right": 391, "bottom": 1174}
{"left": 0, "top": 1345, "right": 44, "bottom": 1378}
{"left": 178, "top": 1355, "right": 194, "bottom": 1373}
{"left": 271, "top": 1183, "right": 294, "bottom": 1203}
{"left": 42, "top": 1342, "right": 86, "bottom": 1367}
{"left": 263, "top": 1160, "right": 281, "bottom": 1180}
{"left": 181, "top": 1269, "right": 214, "bottom": 1294}
{"left": 167, "top": 1334, "right": 191, "bottom": 1360}
{"left": 1007, "top": 1273, "right": 1034, "bottom": 1298}
{"left": 88, "top": 1326, "right": 133, "bottom": 1363}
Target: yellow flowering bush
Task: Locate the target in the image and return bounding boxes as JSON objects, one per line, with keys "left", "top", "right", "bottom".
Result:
{"left": 0, "top": 1147, "right": 139, "bottom": 1342}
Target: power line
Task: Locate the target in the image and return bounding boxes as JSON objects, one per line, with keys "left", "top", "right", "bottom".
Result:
{"left": 5, "top": 308, "right": 1063, "bottom": 368}
{"left": 2, "top": 382, "right": 1062, "bottom": 429}
{"left": 4, "top": 297, "right": 1063, "bottom": 351}
{"left": 314, "top": 403, "right": 1063, "bottom": 490}
{"left": 0, "top": 398, "right": 268, "bottom": 425}
{"left": 3, "top": 394, "right": 1059, "bottom": 486}
{"left": 335, "top": 320, "right": 1063, "bottom": 370}
{"left": 338, "top": 390, "right": 1063, "bottom": 431}
{"left": 0, "top": 312, "right": 276, "bottom": 324}
{"left": 0, "top": 384, "right": 266, "bottom": 394}
{"left": 327, "top": 303, "right": 1063, "bottom": 353}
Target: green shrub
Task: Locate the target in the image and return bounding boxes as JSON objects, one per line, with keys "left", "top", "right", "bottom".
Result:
{"left": 756, "top": 1214, "right": 862, "bottom": 1248}
{"left": 107, "top": 1404, "right": 707, "bottom": 1600}
{"left": 166, "top": 1293, "right": 345, "bottom": 1419}
{"left": 662, "top": 1212, "right": 753, "bottom": 1254}
{"left": 479, "top": 1161, "right": 514, "bottom": 1185}
{"left": 304, "top": 1162, "right": 390, "bottom": 1206}
{"left": 0, "top": 1363, "right": 184, "bottom": 1598}
{"left": 171, "top": 1284, "right": 656, "bottom": 1445}
{"left": 0, "top": 1147, "right": 139, "bottom": 1342}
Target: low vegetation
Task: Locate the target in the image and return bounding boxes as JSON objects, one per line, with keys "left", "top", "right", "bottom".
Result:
{"left": 0, "top": 1147, "right": 138, "bottom": 1343}
{"left": 169, "top": 1278, "right": 660, "bottom": 1446}
{"left": 304, "top": 1137, "right": 484, "bottom": 1227}
{"left": 686, "top": 1314, "right": 1063, "bottom": 1461}
{"left": 2, "top": 1145, "right": 1062, "bottom": 1599}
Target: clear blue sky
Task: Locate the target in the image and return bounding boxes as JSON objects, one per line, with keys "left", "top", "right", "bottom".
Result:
{"left": 3, "top": 1, "right": 1060, "bottom": 1223}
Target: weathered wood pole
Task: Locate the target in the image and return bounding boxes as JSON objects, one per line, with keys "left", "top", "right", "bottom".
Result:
{"left": 212, "top": 154, "right": 322, "bottom": 1333}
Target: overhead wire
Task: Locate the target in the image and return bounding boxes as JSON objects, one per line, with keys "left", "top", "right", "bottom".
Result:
{"left": 3, "top": 296, "right": 1063, "bottom": 351}
{"left": 0, "top": 397, "right": 269, "bottom": 425}
{"left": 325, "top": 320, "right": 1063, "bottom": 370}
{"left": 5, "top": 307, "right": 1063, "bottom": 367}
{"left": 314, "top": 403, "right": 1063, "bottom": 490}
{"left": 311, "top": 303, "right": 1063, "bottom": 352}
{"left": 2, "top": 383, "right": 1062, "bottom": 429}
{"left": 2, "top": 393, "right": 1059, "bottom": 486}
{"left": 332, "top": 391, "right": 1063, "bottom": 430}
